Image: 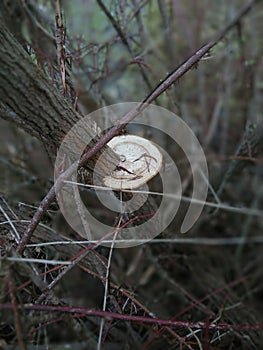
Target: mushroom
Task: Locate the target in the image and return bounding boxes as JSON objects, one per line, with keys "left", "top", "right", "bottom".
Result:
{"left": 103, "top": 135, "right": 163, "bottom": 190}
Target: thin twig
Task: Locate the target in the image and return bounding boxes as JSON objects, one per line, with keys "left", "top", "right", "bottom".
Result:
{"left": 63, "top": 180, "right": 263, "bottom": 217}
{"left": 96, "top": 0, "right": 153, "bottom": 90}
{"left": 97, "top": 214, "right": 122, "bottom": 350}
{"left": 0, "top": 202, "right": 20, "bottom": 243}
{"left": 26, "top": 235, "right": 263, "bottom": 247}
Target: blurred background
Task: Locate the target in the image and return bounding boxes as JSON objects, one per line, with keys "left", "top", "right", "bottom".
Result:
{"left": 0, "top": 0, "right": 263, "bottom": 349}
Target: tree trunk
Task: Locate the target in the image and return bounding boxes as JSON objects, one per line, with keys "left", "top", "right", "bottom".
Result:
{"left": 0, "top": 19, "right": 118, "bottom": 176}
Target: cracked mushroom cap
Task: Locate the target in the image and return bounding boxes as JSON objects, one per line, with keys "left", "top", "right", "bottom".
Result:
{"left": 103, "top": 135, "right": 163, "bottom": 190}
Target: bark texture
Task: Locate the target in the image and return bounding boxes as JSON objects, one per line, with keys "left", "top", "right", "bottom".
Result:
{"left": 0, "top": 19, "right": 118, "bottom": 175}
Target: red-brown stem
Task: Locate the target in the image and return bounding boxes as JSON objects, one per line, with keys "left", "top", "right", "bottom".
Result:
{"left": 0, "top": 302, "right": 262, "bottom": 332}
{"left": 8, "top": 269, "right": 26, "bottom": 350}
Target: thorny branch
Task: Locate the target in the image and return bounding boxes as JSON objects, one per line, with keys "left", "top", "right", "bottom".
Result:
{"left": 0, "top": 302, "right": 263, "bottom": 332}
{"left": 96, "top": 0, "right": 153, "bottom": 90}
{"left": 55, "top": 0, "right": 67, "bottom": 94}
{"left": 17, "top": 0, "right": 259, "bottom": 254}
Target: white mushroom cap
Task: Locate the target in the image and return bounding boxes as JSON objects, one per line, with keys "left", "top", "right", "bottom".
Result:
{"left": 103, "top": 135, "right": 162, "bottom": 190}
